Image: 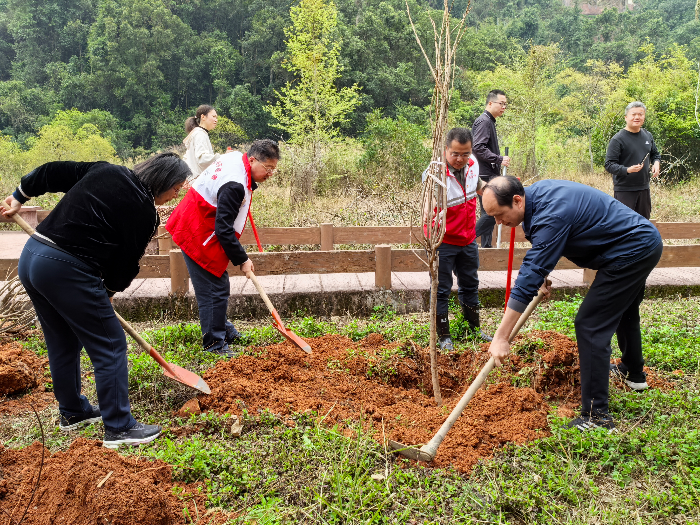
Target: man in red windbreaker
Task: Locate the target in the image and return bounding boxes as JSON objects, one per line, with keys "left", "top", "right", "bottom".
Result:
{"left": 423, "top": 128, "right": 491, "bottom": 351}
{"left": 166, "top": 139, "right": 280, "bottom": 357}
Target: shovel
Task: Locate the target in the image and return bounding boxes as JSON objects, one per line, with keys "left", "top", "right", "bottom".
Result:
{"left": 246, "top": 271, "right": 312, "bottom": 354}
{"left": 11, "top": 212, "right": 211, "bottom": 395}
{"left": 389, "top": 288, "right": 546, "bottom": 462}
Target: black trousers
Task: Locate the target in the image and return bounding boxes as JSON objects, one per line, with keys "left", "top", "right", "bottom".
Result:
{"left": 18, "top": 238, "right": 136, "bottom": 432}
{"left": 475, "top": 175, "right": 497, "bottom": 247}
{"left": 435, "top": 241, "right": 479, "bottom": 315}
{"left": 182, "top": 251, "right": 237, "bottom": 351}
{"left": 574, "top": 243, "right": 662, "bottom": 418}
{"left": 614, "top": 189, "right": 652, "bottom": 219}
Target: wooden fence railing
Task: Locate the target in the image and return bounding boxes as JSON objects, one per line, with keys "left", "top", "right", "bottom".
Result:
{"left": 2, "top": 208, "right": 699, "bottom": 293}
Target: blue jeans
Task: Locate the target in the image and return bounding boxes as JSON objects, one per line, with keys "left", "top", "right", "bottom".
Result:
{"left": 18, "top": 238, "right": 136, "bottom": 432}
{"left": 182, "top": 251, "right": 237, "bottom": 351}
{"left": 436, "top": 241, "right": 480, "bottom": 315}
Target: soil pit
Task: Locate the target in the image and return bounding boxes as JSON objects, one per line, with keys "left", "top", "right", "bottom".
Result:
{"left": 199, "top": 330, "right": 590, "bottom": 472}
{"left": 0, "top": 437, "right": 214, "bottom": 525}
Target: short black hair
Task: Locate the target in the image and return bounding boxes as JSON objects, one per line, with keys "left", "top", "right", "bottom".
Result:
{"left": 486, "top": 89, "right": 506, "bottom": 104}
{"left": 483, "top": 176, "right": 524, "bottom": 207}
{"left": 248, "top": 139, "right": 280, "bottom": 162}
{"left": 133, "top": 153, "right": 190, "bottom": 197}
{"left": 445, "top": 128, "right": 472, "bottom": 147}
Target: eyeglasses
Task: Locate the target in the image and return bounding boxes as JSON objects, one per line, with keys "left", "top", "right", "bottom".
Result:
{"left": 448, "top": 152, "right": 471, "bottom": 159}
{"left": 491, "top": 101, "right": 508, "bottom": 108}
{"left": 252, "top": 157, "right": 278, "bottom": 174}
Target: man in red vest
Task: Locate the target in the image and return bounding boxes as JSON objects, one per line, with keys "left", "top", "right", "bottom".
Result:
{"left": 424, "top": 128, "right": 491, "bottom": 351}
{"left": 166, "top": 139, "right": 280, "bottom": 357}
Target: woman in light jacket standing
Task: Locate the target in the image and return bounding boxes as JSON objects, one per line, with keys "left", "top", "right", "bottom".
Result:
{"left": 183, "top": 104, "right": 220, "bottom": 182}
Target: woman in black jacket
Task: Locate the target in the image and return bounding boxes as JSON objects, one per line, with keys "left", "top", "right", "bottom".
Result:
{"left": 1, "top": 153, "right": 189, "bottom": 448}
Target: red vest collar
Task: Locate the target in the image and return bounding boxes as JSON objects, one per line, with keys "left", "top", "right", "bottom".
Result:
{"left": 243, "top": 153, "right": 253, "bottom": 191}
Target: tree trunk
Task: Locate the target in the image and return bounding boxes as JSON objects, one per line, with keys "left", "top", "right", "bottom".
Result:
{"left": 428, "top": 257, "right": 442, "bottom": 406}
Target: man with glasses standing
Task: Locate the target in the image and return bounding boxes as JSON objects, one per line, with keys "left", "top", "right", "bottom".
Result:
{"left": 423, "top": 128, "right": 492, "bottom": 351}
{"left": 166, "top": 140, "right": 280, "bottom": 358}
{"left": 472, "top": 90, "right": 510, "bottom": 248}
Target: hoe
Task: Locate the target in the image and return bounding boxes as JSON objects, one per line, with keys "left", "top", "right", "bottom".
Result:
{"left": 389, "top": 289, "right": 546, "bottom": 462}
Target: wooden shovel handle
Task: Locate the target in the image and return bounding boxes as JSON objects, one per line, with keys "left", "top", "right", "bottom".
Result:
{"left": 11, "top": 212, "right": 35, "bottom": 235}
{"left": 246, "top": 271, "right": 276, "bottom": 314}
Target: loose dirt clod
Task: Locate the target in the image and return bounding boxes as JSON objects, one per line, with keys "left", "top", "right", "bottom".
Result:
{"left": 0, "top": 438, "right": 206, "bottom": 525}
{"left": 177, "top": 397, "right": 202, "bottom": 417}
{"left": 0, "top": 341, "right": 48, "bottom": 396}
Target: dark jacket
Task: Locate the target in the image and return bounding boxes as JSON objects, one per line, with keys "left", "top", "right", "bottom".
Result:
{"left": 507, "top": 180, "right": 662, "bottom": 312}
{"left": 604, "top": 128, "right": 661, "bottom": 192}
{"left": 471, "top": 110, "right": 503, "bottom": 179}
{"left": 13, "top": 161, "right": 158, "bottom": 294}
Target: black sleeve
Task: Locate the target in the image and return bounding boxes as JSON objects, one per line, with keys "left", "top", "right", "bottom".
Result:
{"left": 604, "top": 135, "right": 627, "bottom": 177}
{"left": 13, "top": 162, "right": 107, "bottom": 203}
{"left": 215, "top": 182, "right": 249, "bottom": 266}
{"left": 471, "top": 119, "right": 502, "bottom": 166}
{"left": 649, "top": 132, "right": 661, "bottom": 163}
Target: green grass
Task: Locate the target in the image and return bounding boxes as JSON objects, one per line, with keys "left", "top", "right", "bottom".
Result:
{"left": 5, "top": 296, "right": 700, "bottom": 523}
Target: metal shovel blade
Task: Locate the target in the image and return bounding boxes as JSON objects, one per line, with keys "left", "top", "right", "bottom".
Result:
{"left": 271, "top": 309, "right": 312, "bottom": 354}
{"left": 388, "top": 440, "right": 435, "bottom": 462}
{"left": 146, "top": 346, "right": 211, "bottom": 394}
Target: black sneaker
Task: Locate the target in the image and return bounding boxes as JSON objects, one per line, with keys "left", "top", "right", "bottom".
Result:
{"left": 567, "top": 415, "right": 617, "bottom": 433}
{"left": 208, "top": 345, "right": 234, "bottom": 358}
{"left": 439, "top": 336, "right": 454, "bottom": 352}
{"left": 59, "top": 405, "right": 102, "bottom": 431}
{"left": 103, "top": 422, "right": 162, "bottom": 449}
{"left": 610, "top": 363, "right": 648, "bottom": 391}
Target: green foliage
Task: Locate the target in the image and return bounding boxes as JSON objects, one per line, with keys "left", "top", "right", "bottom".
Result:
{"left": 359, "top": 108, "right": 430, "bottom": 188}
{"left": 0, "top": 110, "right": 117, "bottom": 205}
{"left": 287, "top": 316, "right": 337, "bottom": 339}
{"left": 208, "top": 115, "right": 247, "bottom": 153}
{"left": 266, "top": 0, "right": 360, "bottom": 144}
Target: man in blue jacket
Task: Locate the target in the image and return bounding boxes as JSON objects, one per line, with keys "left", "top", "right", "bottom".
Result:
{"left": 481, "top": 176, "right": 662, "bottom": 431}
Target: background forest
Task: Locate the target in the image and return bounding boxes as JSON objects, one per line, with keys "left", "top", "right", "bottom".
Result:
{"left": 1, "top": 0, "right": 700, "bottom": 203}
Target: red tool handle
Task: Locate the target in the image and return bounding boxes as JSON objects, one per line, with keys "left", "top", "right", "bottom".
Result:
{"left": 504, "top": 175, "right": 520, "bottom": 311}
{"left": 504, "top": 226, "right": 516, "bottom": 311}
{"left": 248, "top": 210, "right": 263, "bottom": 253}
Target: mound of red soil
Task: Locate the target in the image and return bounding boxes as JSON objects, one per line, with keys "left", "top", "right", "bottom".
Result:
{"left": 199, "top": 332, "right": 578, "bottom": 472}
{"left": 0, "top": 438, "right": 209, "bottom": 525}
{"left": 0, "top": 341, "right": 48, "bottom": 397}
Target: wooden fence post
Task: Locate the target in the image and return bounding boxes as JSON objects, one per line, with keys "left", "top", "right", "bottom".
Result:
{"left": 583, "top": 268, "right": 597, "bottom": 286}
{"left": 18, "top": 206, "right": 40, "bottom": 229}
{"left": 375, "top": 244, "right": 392, "bottom": 289}
{"left": 170, "top": 249, "right": 189, "bottom": 295}
{"left": 158, "top": 226, "right": 173, "bottom": 255}
{"left": 320, "top": 223, "right": 334, "bottom": 251}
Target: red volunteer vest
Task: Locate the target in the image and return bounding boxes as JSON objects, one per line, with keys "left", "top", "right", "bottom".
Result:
{"left": 166, "top": 152, "right": 253, "bottom": 277}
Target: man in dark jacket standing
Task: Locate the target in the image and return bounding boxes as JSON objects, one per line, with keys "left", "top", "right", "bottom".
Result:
{"left": 482, "top": 177, "right": 662, "bottom": 432}
{"left": 472, "top": 89, "right": 511, "bottom": 247}
{"left": 605, "top": 101, "right": 661, "bottom": 219}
